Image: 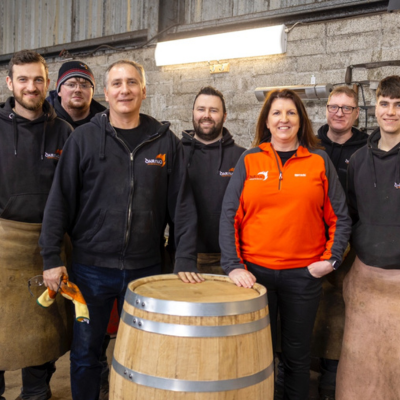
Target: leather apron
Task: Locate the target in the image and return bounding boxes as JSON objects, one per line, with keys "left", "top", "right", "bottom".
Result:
{"left": 0, "top": 218, "right": 73, "bottom": 371}
{"left": 336, "top": 257, "right": 400, "bottom": 400}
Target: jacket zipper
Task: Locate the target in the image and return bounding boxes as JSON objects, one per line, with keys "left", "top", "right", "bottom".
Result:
{"left": 270, "top": 146, "right": 298, "bottom": 190}
{"left": 271, "top": 146, "right": 283, "bottom": 190}
{"left": 113, "top": 129, "right": 161, "bottom": 268}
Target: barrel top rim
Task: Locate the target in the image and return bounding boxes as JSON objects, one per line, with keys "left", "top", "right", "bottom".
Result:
{"left": 128, "top": 273, "right": 266, "bottom": 303}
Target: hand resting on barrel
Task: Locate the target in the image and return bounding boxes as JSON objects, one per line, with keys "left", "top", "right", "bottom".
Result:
{"left": 43, "top": 266, "right": 68, "bottom": 292}
{"left": 178, "top": 271, "right": 205, "bottom": 284}
{"left": 228, "top": 269, "right": 256, "bottom": 288}
{"left": 307, "top": 260, "right": 334, "bottom": 278}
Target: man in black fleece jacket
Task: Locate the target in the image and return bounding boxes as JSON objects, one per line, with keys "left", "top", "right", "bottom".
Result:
{"left": 179, "top": 86, "right": 245, "bottom": 283}
{"left": 315, "top": 87, "right": 368, "bottom": 400}
{"left": 39, "top": 60, "right": 197, "bottom": 400}
{"left": 336, "top": 76, "right": 400, "bottom": 398}
{"left": 46, "top": 61, "right": 106, "bottom": 128}
{"left": 0, "top": 50, "right": 72, "bottom": 400}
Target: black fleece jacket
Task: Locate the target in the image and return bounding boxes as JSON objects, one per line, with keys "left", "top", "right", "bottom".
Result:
{"left": 46, "top": 90, "right": 106, "bottom": 128}
{"left": 318, "top": 124, "right": 368, "bottom": 190}
{"left": 181, "top": 128, "right": 245, "bottom": 254}
{"left": 0, "top": 97, "right": 73, "bottom": 223}
{"left": 39, "top": 112, "right": 197, "bottom": 272}
{"left": 348, "top": 128, "right": 400, "bottom": 269}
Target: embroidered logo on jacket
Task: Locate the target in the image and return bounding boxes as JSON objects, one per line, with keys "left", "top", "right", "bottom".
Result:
{"left": 345, "top": 159, "right": 350, "bottom": 164}
{"left": 220, "top": 168, "right": 235, "bottom": 177}
{"left": 294, "top": 174, "right": 306, "bottom": 177}
{"left": 45, "top": 149, "right": 62, "bottom": 160}
{"left": 395, "top": 182, "right": 400, "bottom": 189}
{"left": 145, "top": 154, "right": 166, "bottom": 167}
{"left": 249, "top": 171, "right": 268, "bottom": 181}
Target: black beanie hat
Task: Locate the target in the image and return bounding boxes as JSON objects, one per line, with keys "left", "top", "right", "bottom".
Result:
{"left": 56, "top": 61, "right": 95, "bottom": 92}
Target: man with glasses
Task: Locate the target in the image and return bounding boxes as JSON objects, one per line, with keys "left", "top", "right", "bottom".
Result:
{"left": 0, "top": 50, "right": 72, "bottom": 400}
{"left": 47, "top": 61, "right": 106, "bottom": 128}
{"left": 315, "top": 86, "right": 368, "bottom": 400}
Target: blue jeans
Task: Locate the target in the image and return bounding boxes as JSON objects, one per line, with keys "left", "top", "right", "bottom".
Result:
{"left": 69, "top": 263, "right": 161, "bottom": 400}
{"left": 246, "top": 262, "right": 322, "bottom": 400}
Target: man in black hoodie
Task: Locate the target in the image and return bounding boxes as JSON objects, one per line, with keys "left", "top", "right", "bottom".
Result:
{"left": 178, "top": 86, "right": 245, "bottom": 283}
{"left": 39, "top": 60, "right": 197, "bottom": 400}
{"left": 312, "top": 87, "right": 368, "bottom": 400}
{"left": 47, "top": 60, "right": 110, "bottom": 400}
{"left": 46, "top": 61, "right": 106, "bottom": 128}
{"left": 0, "top": 50, "right": 72, "bottom": 400}
{"left": 336, "top": 76, "right": 400, "bottom": 399}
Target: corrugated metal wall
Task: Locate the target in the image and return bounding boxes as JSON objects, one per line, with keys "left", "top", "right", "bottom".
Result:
{"left": 0, "top": 0, "right": 382, "bottom": 55}
{"left": 182, "top": 0, "right": 366, "bottom": 24}
{"left": 0, "top": 0, "right": 150, "bottom": 54}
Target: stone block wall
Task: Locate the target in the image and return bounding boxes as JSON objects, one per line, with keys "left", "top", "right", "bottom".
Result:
{"left": 1, "top": 12, "right": 400, "bottom": 148}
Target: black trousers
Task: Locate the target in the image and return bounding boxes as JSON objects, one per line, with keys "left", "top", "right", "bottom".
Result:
{"left": 0, "top": 362, "right": 55, "bottom": 400}
{"left": 246, "top": 262, "right": 322, "bottom": 400}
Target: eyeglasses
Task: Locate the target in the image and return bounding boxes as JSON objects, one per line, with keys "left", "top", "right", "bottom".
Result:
{"left": 326, "top": 105, "right": 358, "bottom": 114}
{"left": 27, "top": 275, "right": 62, "bottom": 297}
{"left": 63, "top": 82, "right": 93, "bottom": 90}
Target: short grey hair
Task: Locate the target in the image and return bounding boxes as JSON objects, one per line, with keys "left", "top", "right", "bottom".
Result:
{"left": 103, "top": 60, "right": 146, "bottom": 88}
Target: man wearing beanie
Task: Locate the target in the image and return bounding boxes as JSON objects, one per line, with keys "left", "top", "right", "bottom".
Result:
{"left": 47, "top": 60, "right": 105, "bottom": 128}
{"left": 47, "top": 61, "right": 109, "bottom": 399}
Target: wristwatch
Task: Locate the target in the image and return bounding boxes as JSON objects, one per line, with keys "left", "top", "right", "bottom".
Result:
{"left": 328, "top": 259, "right": 340, "bottom": 270}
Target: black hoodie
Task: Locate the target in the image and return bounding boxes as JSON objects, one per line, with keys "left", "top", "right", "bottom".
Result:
{"left": 318, "top": 124, "right": 368, "bottom": 190}
{"left": 181, "top": 128, "right": 245, "bottom": 253}
{"left": 0, "top": 97, "right": 73, "bottom": 223}
{"left": 348, "top": 128, "right": 400, "bottom": 269}
{"left": 39, "top": 111, "right": 197, "bottom": 272}
{"left": 46, "top": 89, "right": 106, "bottom": 128}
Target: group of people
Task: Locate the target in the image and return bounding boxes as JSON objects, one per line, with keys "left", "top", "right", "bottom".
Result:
{"left": 0, "top": 47, "right": 399, "bottom": 400}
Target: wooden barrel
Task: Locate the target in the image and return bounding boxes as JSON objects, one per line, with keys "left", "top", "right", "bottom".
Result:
{"left": 110, "top": 274, "right": 273, "bottom": 399}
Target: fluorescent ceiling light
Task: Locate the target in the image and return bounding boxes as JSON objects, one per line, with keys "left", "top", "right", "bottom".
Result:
{"left": 155, "top": 25, "right": 287, "bottom": 66}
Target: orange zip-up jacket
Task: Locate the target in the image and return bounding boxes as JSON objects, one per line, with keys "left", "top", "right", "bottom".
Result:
{"left": 220, "top": 143, "right": 351, "bottom": 274}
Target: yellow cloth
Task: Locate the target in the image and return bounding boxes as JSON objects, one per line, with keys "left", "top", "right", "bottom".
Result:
{"left": 37, "top": 274, "right": 90, "bottom": 323}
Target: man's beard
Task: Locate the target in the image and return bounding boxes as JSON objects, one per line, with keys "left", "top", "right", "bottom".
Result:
{"left": 66, "top": 98, "right": 88, "bottom": 111}
{"left": 14, "top": 91, "right": 45, "bottom": 111}
{"left": 193, "top": 117, "right": 224, "bottom": 142}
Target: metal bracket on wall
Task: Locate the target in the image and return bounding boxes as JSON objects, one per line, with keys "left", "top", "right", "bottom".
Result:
{"left": 345, "top": 60, "right": 400, "bottom": 84}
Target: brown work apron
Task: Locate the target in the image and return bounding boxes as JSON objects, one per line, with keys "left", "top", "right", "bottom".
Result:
{"left": 0, "top": 218, "right": 73, "bottom": 371}
{"left": 336, "top": 257, "right": 400, "bottom": 400}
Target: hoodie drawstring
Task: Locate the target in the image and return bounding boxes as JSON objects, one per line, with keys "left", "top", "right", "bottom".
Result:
{"left": 396, "top": 149, "right": 400, "bottom": 188}
{"left": 368, "top": 146, "right": 378, "bottom": 188}
{"left": 99, "top": 114, "right": 107, "bottom": 160}
{"left": 217, "top": 139, "right": 223, "bottom": 173}
{"left": 10, "top": 113, "right": 18, "bottom": 156}
{"left": 40, "top": 115, "right": 48, "bottom": 160}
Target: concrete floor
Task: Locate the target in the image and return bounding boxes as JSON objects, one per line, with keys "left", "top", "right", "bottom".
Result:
{"left": 3, "top": 340, "right": 321, "bottom": 400}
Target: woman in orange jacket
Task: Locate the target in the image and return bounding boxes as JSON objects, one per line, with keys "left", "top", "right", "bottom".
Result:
{"left": 219, "top": 89, "right": 351, "bottom": 400}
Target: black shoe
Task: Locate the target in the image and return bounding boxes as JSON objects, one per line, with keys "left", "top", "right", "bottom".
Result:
{"left": 274, "top": 384, "right": 284, "bottom": 400}
{"left": 99, "top": 381, "right": 109, "bottom": 400}
{"left": 15, "top": 388, "right": 52, "bottom": 400}
{"left": 319, "top": 389, "right": 335, "bottom": 400}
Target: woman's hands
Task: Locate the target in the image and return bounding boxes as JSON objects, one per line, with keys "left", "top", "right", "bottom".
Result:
{"left": 228, "top": 269, "right": 256, "bottom": 288}
{"left": 307, "top": 260, "right": 334, "bottom": 278}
